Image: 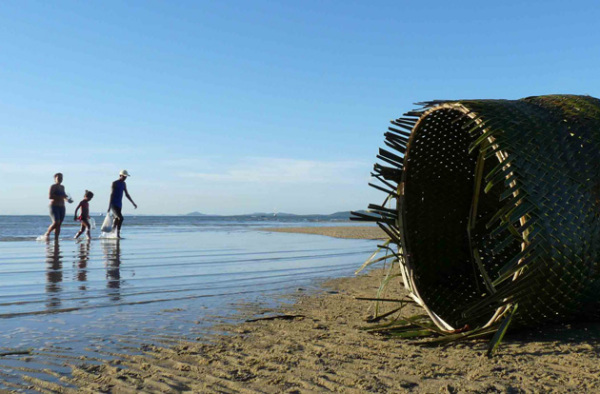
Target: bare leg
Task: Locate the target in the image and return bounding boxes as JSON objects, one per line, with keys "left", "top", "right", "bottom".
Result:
{"left": 44, "top": 208, "right": 57, "bottom": 238}
{"left": 75, "top": 224, "right": 84, "bottom": 239}
{"left": 55, "top": 221, "right": 62, "bottom": 241}
{"left": 114, "top": 217, "right": 123, "bottom": 238}
{"left": 45, "top": 207, "right": 65, "bottom": 241}
{"left": 44, "top": 222, "right": 57, "bottom": 238}
{"left": 82, "top": 220, "right": 91, "bottom": 239}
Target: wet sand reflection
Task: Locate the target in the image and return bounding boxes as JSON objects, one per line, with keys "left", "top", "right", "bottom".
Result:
{"left": 45, "top": 241, "right": 62, "bottom": 309}
{"left": 102, "top": 240, "right": 122, "bottom": 301}
{"left": 44, "top": 239, "right": 123, "bottom": 311}
{"left": 74, "top": 239, "right": 91, "bottom": 290}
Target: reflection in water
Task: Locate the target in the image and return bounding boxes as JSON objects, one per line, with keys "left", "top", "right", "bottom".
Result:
{"left": 75, "top": 239, "right": 91, "bottom": 290}
{"left": 102, "top": 240, "right": 122, "bottom": 301}
{"left": 45, "top": 241, "right": 63, "bottom": 309}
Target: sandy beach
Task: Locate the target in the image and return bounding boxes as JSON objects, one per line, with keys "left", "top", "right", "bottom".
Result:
{"left": 53, "top": 226, "right": 600, "bottom": 392}
{"left": 261, "top": 226, "right": 387, "bottom": 240}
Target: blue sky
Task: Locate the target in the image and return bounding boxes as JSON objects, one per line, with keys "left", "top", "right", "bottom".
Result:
{"left": 1, "top": 1, "right": 599, "bottom": 215}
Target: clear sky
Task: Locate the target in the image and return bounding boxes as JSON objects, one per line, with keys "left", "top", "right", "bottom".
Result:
{"left": 1, "top": 1, "right": 599, "bottom": 215}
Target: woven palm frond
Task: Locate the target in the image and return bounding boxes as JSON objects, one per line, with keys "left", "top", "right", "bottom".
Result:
{"left": 353, "top": 95, "right": 600, "bottom": 351}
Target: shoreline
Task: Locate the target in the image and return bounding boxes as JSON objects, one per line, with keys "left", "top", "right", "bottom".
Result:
{"left": 58, "top": 226, "right": 600, "bottom": 392}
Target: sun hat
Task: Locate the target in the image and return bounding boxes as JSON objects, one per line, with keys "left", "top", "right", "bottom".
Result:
{"left": 119, "top": 170, "right": 131, "bottom": 177}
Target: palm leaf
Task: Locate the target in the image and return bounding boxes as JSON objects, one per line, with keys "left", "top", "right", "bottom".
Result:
{"left": 487, "top": 304, "right": 518, "bottom": 357}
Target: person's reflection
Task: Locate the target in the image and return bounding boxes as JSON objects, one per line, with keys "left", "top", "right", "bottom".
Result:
{"left": 75, "top": 239, "right": 91, "bottom": 290}
{"left": 102, "top": 240, "right": 122, "bottom": 301}
{"left": 45, "top": 240, "right": 63, "bottom": 309}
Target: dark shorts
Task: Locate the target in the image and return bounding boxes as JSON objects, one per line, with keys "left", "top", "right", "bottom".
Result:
{"left": 49, "top": 205, "right": 66, "bottom": 223}
{"left": 110, "top": 205, "right": 123, "bottom": 220}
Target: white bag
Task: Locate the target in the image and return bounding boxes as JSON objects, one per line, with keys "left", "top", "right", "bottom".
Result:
{"left": 101, "top": 212, "right": 114, "bottom": 232}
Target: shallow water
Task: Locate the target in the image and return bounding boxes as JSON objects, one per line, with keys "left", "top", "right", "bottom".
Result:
{"left": 0, "top": 216, "right": 376, "bottom": 390}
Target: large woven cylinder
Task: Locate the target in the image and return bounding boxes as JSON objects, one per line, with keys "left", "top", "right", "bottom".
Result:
{"left": 355, "top": 95, "right": 600, "bottom": 333}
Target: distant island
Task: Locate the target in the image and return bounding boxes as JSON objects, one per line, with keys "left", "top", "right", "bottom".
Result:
{"left": 186, "top": 212, "right": 208, "bottom": 216}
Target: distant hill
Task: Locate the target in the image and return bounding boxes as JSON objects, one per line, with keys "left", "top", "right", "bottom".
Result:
{"left": 327, "top": 211, "right": 355, "bottom": 219}
{"left": 186, "top": 211, "right": 208, "bottom": 216}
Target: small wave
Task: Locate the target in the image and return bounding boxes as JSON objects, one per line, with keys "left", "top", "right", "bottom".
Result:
{"left": 0, "top": 236, "right": 39, "bottom": 243}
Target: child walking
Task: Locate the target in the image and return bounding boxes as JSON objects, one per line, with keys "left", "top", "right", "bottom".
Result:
{"left": 74, "top": 190, "right": 94, "bottom": 239}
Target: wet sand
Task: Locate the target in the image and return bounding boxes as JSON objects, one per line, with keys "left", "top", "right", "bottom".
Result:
{"left": 59, "top": 226, "right": 600, "bottom": 392}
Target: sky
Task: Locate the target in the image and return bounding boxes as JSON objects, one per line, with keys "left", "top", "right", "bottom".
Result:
{"left": 1, "top": 1, "right": 599, "bottom": 215}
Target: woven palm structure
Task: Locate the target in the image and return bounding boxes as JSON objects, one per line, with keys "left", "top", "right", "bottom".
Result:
{"left": 353, "top": 95, "right": 600, "bottom": 346}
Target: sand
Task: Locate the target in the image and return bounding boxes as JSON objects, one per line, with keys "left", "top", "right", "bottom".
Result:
{"left": 260, "top": 226, "right": 387, "bottom": 240}
{"left": 60, "top": 226, "right": 600, "bottom": 393}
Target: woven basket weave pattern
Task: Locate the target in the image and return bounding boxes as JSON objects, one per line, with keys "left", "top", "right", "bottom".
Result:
{"left": 357, "top": 95, "right": 600, "bottom": 332}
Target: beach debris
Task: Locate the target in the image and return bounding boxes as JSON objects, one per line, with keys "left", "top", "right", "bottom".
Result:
{"left": 352, "top": 95, "right": 600, "bottom": 355}
{"left": 0, "top": 348, "right": 33, "bottom": 357}
{"left": 245, "top": 314, "right": 305, "bottom": 322}
{"left": 355, "top": 296, "right": 414, "bottom": 303}
{"left": 364, "top": 306, "right": 404, "bottom": 323}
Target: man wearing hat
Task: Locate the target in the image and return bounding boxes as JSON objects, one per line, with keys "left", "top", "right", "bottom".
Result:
{"left": 108, "top": 170, "right": 137, "bottom": 238}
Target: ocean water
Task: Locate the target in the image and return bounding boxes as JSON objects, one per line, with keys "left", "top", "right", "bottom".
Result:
{"left": 0, "top": 215, "right": 376, "bottom": 389}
